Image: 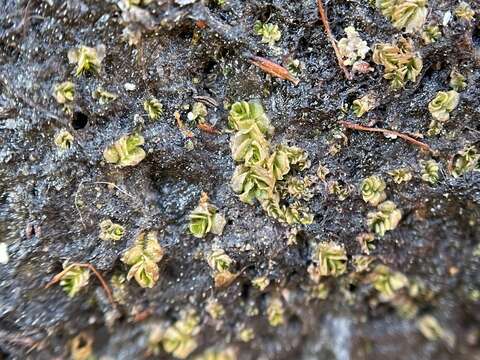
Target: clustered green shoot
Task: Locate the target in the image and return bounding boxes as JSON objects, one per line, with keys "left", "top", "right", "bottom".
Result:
{"left": 188, "top": 193, "right": 226, "bottom": 238}
{"left": 420, "top": 159, "right": 440, "bottom": 185}
{"left": 229, "top": 101, "right": 313, "bottom": 225}
{"left": 327, "top": 180, "right": 353, "bottom": 201}
{"left": 376, "top": 0, "right": 428, "bottom": 32}
{"left": 357, "top": 232, "right": 375, "bottom": 254}
{"left": 99, "top": 219, "right": 125, "bottom": 241}
{"left": 337, "top": 26, "right": 370, "bottom": 67}
{"left": 92, "top": 87, "right": 118, "bottom": 105}
{"left": 367, "top": 201, "right": 402, "bottom": 236}
{"left": 266, "top": 297, "right": 285, "bottom": 327}
{"left": 121, "top": 231, "right": 164, "bottom": 288}
{"left": 352, "top": 94, "right": 376, "bottom": 117}
{"left": 449, "top": 70, "right": 467, "bottom": 92}
{"left": 450, "top": 146, "right": 479, "bottom": 178}
{"left": 454, "top": 1, "right": 475, "bottom": 21}
{"left": 144, "top": 97, "right": 164, "bottom": 120}
{"left": 308, "top": 242, "right": 347, "bottom": 282}
{"left": 360, "top": 175, "right": 387, "bottom": 206}
{"left": 54, "top": 129, "right": 74, "bottom": 150}
{"left": 417, "top": 315, "right": 455, "bottom": 349}
{"left": 53, "top": 81, "right": 75, "bottom": 104}
{"left": 60, "top": 264, "right": 90, "bottom": 297}
{"left": 68, "top": 44, "right": 106, "bottom": 76}
{"left": 428, "top": 90, "right": 460, "bottom": 122}
{"left": 388, "top": 168, "right": 413, "bottom": 184}
{"left": 252, "top": 275, "right": 270, "bottom": 291}
{"left": 187, "top": 102, "right": 208, "bottom": 123}
{"left": 369, "top": 264, "right": 409, "bottom": 301}
{"left": 149, "top": 310, "right": 200, "bottom": 359}
{"left": 422, "top": 25, "right": 441, "bottom": 44}
{"left": 253, "top": 21, "right": 281, "bottom": 47}
{"left": 353, "top": 255, "right": 375, "bottom": 273}
{"left": 372, "top": 37, "right": 423, "bottom": 89}
{"left": 205, "top": 298, "right": 225, "bottom": 320}
{"left": 238, "top": 327, "right": 255, "bottom": 342}
{"left": 103, "top": 133, "right": 146, "bottom": 167}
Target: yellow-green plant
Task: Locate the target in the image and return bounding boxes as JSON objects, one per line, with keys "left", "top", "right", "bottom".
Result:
{"left": 284, "top": 201, "right": 314, "bottom": 225}
{"left": 328, "top": 180, "right": 352, "bottom": 201}
{"left": 388, "top": 168, "right": 413, "bottom": 184}
{"left": 309, "top": 242, "right": 347, "bottom": 280}
{"left": 144, "top": 97, "right": 164, "bottom": 120}
{"left": 422, "top": 25, "right": 441, "bottom": 44}
{"left": 455, "top": 1, "right": 475, "bottom": 21}
{"left": 68, "top": 44, "right": 106, "bottom": 76}
{"left": 92, "top": 87, "right": 117, "bottom": 105}
{"left": 188, "top": 193, "right": 226, "bottom": 238}
{"left": 352, "top": 94, "right": 376, "bottom": 117}
{"left": 124, "top": 0, "right": 152, "bottom": 7}
{"left": 231, "top": 164, "right": 275, "bottom": 204}
{"left": 357, "top": 232, "right": 375, "bottom": 254}
{"left": 228, "top": 101, "right": 274, "bottom": 135}
{"left": 338, "top": 26, "right": 370, "bottom": 66}
{"left": 266, "top": 297, "right": 284, "bottom": 326}
{"left": 121, "top": 231, "right": 164, "bottom": 288}
{"left": 353, "top": 255, "right": 375, "bottom": 272}
{"left": 207, "top": 249, "right": 232, "bottom": 273}
{"left": 230, "top": 125, "right": 269, "bottom": 166}
{"left": 369, "top": 264, "right": 408, "bottom": 301}
{"left": 99, "top": 219, "right": 125, "bottom": 241}
{"left": 53, "top": 81, "right": 75, "bottom": 104}
{"left": 252, "top": 276, "right": 270, "bottom": 291}
{"left": 376, "top": 0, "right": 428, "bottom": 32}
{"left": 420, "top": 159, "right": 440, "bottom": 185}
{"left": 187, "top": 102, "right": 208, "bottom": 123}
{"left": 428, "top": 90, "right": 459, "bottom": 122}
{"left": 367, "top": 201, "right": 402, "bottom": 236}
{"left": 54, "top": 129, "right": 74, "bottom": 149}
{"left": 450, "top": 146, "right": 479, "bottom": 178}
{"left": 417, "top": 315, "right": 455, "bottom": 348}
{"left": 360, "top": 175, "right": 387, "bottom": 206}
{"left": 254, "top": 21, "right": 281, "bottom": 46}
{"left": 194, "top": 347, "right": 236, "bottom": 360}
{"left": 162, "top": 310, "right": 200, "bottom": 359}
{"left": 60, "top": 264, "right": 90, "bottom": 297}
{"left": 373, "top": 38, "right": 423, "bottom": 89}
{"left": 449, "top": 70, "right": 467, "bottom": 92}
{"left": 309, "top": 283, "right": 330, "bottom": 300}
{"left": 103, "top": 133, "right": 146, "bottom": 167}
{"left": 316, "top": 164, "right": 330, "bottom": 181}
{"left": 285, "top": 176, "right": 315, "bottom": 200}
{"left": 205, "top": 298, "right": 225, "bottom": 320}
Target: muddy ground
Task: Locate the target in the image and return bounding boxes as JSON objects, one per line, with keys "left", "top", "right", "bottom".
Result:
{"left": 0, "top": 0, "right": 479, "bottom": 359}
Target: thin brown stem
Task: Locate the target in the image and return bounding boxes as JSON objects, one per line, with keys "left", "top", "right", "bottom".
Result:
{"left": 316, "top": 0, "right": 352, "bottom": 80}
{"left": 45, "top": 263, "right": 116, "bottom": 307}
{"left": 340, "top": 120, "right": 433, "bottom": 153}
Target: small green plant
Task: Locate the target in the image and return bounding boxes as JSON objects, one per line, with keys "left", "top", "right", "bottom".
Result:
{"left": 207, "top": 249, "right": 232, "bottom": 273}
{"left": 252, "top": 276, "right": 270, "bottom": 291}
{"left": 187, "top": 102, "right": 208, "bottom": 123}
{"left": 285, "top": 176, "right": 315, "bottom": 200}
{"left": 417, "top": 315, "right": 455, "bottom": 348}
{"left": 309, "top": 283, "right": 330, "bottom": 300}
{"left": 205, "top": 298, "right": 225, "bottom": 320}
{"left": 266, "top": 297, "right": 285, "bottom": 326}
{"left": 316, "top": 164, "right": 330, "bottom": 182}
{"left": 286, "top": 59, "right": 303, "bottom": 77}
{"left": 103, "top": 133, "right": 146, "bottom": 167}
{"left": 144, "top": 97, "right": 164, "bottom": 120}
{"left": 369, "top": 264, "right": 408, "bottom": 301}
{"left": 231, "top": 164, "right": 275, "bottom": 204}
{"left": 338, "top": 26, "right": 370, "bottom": 66}
{"left": 328, "top": 180, "right": 352, "bottom": 201}
{"left": 455, "top": 1, "right": 475, "bottom": 21}
{"left": 54, "top": 129, "right": 74, "bottom": 150}
{"left": 420, "top": 159, "right": 440, "bottom": 185}
{"left": 60, "top": 264, "right": 90, "bottom": 297}
{"left": 376, "top": 0, "right": 427, "bottom": 32}
{"left": 231, "top": 124, "right": 269, "bottom": 167}
{"left": 309, "top": 242, "right": 347, "bottom": 281}
{"left": 68, "top": 44, "right": 106, "bottom": 76}
{"left": 188, "top": 193, "right": 226, "bottom": 238}
{"left": 360, "top": 175, "right": 387, "bottom": 206}
{"left": 284, "top": 201, "right": 314, "bottom": 225}
{"left": 428, "top": 90, "right": 460, "bottom": 122}
{"left": 162, "top": 310, "right": 200, "bottom": 359}
{"left": 353, "top": 255, "right": 375, "bottom": 272}
{"left": 422, "top": 25, "right": 441, "bottom": 44}
{"left": 254, "top": 21, "right": 281, "bottom": 46}
{"left": 239, "top": 327, "right": 255, "bottom": 342}
{"left": 121, "top": 231, "right": 164, "bottom": 288}
{"left": 99, "top": 219, "right": 125, "bottom": 241}
{"left": 388, "top": 168, "right": 413, "bottom": 184}
{"left": 92, "top": 87, "right": 117, "bottom": 105}
{"left": 357, "top": 232, "right": 375, "bottom": 254}
{"left": 228, "top": 100, "right": 273, "bottom": 135}
{"left": 372, "top": 38, "right": 423, "bottom": 89}
{"left": 53, "top": 81, "right": 75, "bottom": 104}
{"left": 352, "top": 94, "right": 376, "bottom": 117}
{"left": 367, "top": 201, "right": 402, "bottom": 236}
{"left": 449, "top": 70, "right": 467, "bottom": 92}
{"left": 450, "top": 146, "right": 479, "bottom": 178}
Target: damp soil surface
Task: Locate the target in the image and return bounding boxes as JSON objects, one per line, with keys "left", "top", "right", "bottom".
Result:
{"left": 0, "top": 0, "right": 479, "bottom": 359}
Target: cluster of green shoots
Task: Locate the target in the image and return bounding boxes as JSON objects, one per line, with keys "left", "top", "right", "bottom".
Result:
{"left": 376, "top": 0, "right": 428, "bottom": 32}
{"left": 68, "top": 45, "right": 106, "bottom": 76}
{"left": 352, "top": 94, "right": 376, "bottom": 117}
{"left": 60, "top": 264, "right": 90, "bottom": 297}
{"left": 121, "top": 231, "right": 164, "bottom": 288}
{"left": 337, "top": 26, "right": 370, "bottom": 67}
{"left": 422, "top": 25, "right": 441, "bottom": 44}
{"left": 450, "top": 146, "right": 479, "bottom": 178}
{"left": 308, "top": 242, "right": 347, "bottom": 282}
{"left": 253, "top": 21, "right": 281, "bottom": 47}
{"left": 144, "top": 97, "right": 164, "bottom": 120}
{"left": 188, "top": 193, "right": 226, "bottom": 238}
{"left": 206, "top": 248, "right": 237, "bottom": 288}
{"left": 372, "top": 37, "right": 423, "bottom": 89}
{"left": 54, "top": 129, "right": 74, "bottom": 150}
{"left": 99, "top": 219, "right": 125, "bottom": 241}
{"left": 103, "top": 133, "right": 146, "bottom": 167}
{"left": 229, "top": 101, "right": 313, "bottom": 225}
{"left": 427, "top": 89, "right": 460, "bottom": 136}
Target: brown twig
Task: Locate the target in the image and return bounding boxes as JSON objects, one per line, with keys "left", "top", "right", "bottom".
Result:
{"left": 45, "top": 263, "right": 116, "bottom": 307}
{"left": 339, "top": 120, "right": 433, "bottom": 153}
{"left": 248, "top": 56, "right": 300, "bottom": 85}
{"left": 316, "top": 0, "right": 352, "bottom": 80}
{"left": 197, "top": 122, "right": 220, "bottom": 134}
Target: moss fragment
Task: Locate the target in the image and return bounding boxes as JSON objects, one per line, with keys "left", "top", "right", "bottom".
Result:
{"left": 428, "top": 90, "right": 459, "bottom": 122}
{"left": 54, "top": 129, "right": 74, "bottom": 150}
{"left": 254, "top": 21, "right": 281, "bottom": 46}
{"left": 309, "top": 242, "right": 347, "bottom": 281}
{"left": 189, "top": 193, "right": 226, "bottom": 238}
{"left": 53, "top": 81, "right": 75, "bottom": 104}
{"left": 103, "top": 133, "right": 146, "bottom": 167}
{"left": 68, "top": 44, "right": 105, "bottom": 76}
{"left": 367, "top": 201, "right": 402, "bottom": 236}
{"left": 144, "top": 97, "right": 164, "bottom": 120}
{"left": 99, "top": 219, "right": 125, "bottom": 241}
{"left": 60, "top": 264, "right": 90, "bottom": 297}
{"left": 420, "top": 159, "right": 440, "bottom": 185}
{"left": 360, "top": 175, "right": 387, "bottom": 206}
